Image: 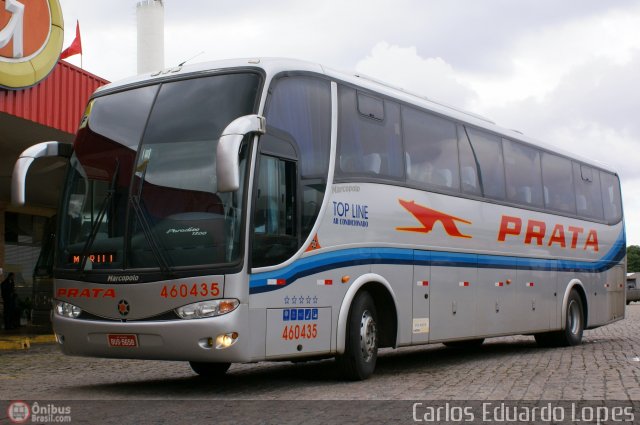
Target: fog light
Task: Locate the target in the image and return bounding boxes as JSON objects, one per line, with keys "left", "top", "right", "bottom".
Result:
{"left": 55, "top": 301, "right": 82, "bottom": 318}
{"left": 215, "top": 332, "right": 238, "bottom": 349}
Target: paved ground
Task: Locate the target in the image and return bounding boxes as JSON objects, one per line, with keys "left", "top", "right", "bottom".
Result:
{"left": 1, "top": 305, "right": 640, "bottom": 423}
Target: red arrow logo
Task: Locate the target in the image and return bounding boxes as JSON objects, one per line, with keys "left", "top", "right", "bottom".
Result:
{"left": 397, "top": 199, "right": 472, "bottom": 239}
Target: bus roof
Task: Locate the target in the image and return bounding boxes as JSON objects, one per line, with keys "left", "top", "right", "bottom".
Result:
{"left": 95, "top": 57, "right": 616, "bottom": 174}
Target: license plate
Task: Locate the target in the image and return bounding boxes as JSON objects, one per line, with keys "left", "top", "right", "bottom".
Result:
{"left": 108, "top": 334, "right": 138, "bottom": 347}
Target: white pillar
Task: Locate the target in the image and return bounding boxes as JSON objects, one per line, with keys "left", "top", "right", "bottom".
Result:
{"left": 137, "top": 0, "right": 165, "bottom": 74}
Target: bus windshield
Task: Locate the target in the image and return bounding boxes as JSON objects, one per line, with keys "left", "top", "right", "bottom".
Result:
{"left": 58, "top": 72, "right": 261, "bottom": 273}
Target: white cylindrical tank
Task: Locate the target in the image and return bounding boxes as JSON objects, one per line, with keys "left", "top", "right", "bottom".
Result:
{"left": 137, "top": 0, "right": 164, "bottom": 74}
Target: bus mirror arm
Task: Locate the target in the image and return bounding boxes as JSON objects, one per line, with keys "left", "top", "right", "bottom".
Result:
{"left": 11, "top": 141, "right": 73, "bottom": 206}
{"left": 217, "top": 114, "right": 266, "bottom": 192}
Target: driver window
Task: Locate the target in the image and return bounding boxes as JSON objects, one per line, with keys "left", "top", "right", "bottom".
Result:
{"left": 252, "top": 154, "right": 298, "bottom": 268}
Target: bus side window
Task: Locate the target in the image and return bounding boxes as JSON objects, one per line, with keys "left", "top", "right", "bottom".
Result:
{"left": 573, "top": 162, "right": 604, "bottom": 220}
{"left": 252, "top": 154, "right": 298, "bottom": 268}
{"left": 542, "top": 152, "right": 576, "bottom": 214}
{"left": 466, "top": 127, "right": 506, "bottom": 200}
{"left": 457, "top": 125, "right": 481, "bottom": 196}
{"left": 336, "top": 86, "right": 403, "bottom": 180}
{"left": 503, "top": 139, "right": 543, "bottom": 207}
{"left": 402, "top": 106, "right": 459, "bottom": 191}
{"left": 600, "top": 171, "right": 622, "bottom": 223}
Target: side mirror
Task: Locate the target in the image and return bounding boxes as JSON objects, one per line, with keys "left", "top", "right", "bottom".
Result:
{"left": 216, "top": 114, "right": 266, "bottom": 192}
{"left": 12, "top": 141, "right": 72, "bottom": 205}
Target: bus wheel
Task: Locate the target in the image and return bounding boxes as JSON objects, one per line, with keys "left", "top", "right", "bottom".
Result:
{"left": 561, "top": 290, "right": 585, "bottom": 346}
{"left": 337, "top": 291, "right": 378, "bottom": 380}
{"left": 535, "top": 289, "right": 584, "bottom": 347}
{"left": 443, "top": 338, "right": 485, "bottom": 349}
{"left": 189, "top": 361, "right": 231, "bottom": 377}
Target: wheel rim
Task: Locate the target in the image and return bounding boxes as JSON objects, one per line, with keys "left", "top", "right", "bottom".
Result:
{"left": 359, "top": 310, "right": 377, "bottom": 362}
{"left": 568, "top": 299, "right": 581, "bottom": 335}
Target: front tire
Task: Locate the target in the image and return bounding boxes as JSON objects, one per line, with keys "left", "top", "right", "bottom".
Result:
{"left": 189, "top": 361, "right": 231, "bottom": 377}
{"left": 336, "top": 291, "right": 378, "bottom": 380}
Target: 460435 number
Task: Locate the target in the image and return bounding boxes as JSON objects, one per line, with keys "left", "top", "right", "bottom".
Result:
{"left": 282, "top": 324, "right": 317, "bottom": 340}
{"left": 160, "top": 283, "right": 220, "bottom": 299}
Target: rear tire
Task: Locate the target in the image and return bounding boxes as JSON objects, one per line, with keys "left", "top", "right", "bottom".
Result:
{"left": 535, "top": 289, "right": 584, "bottom": 347}
{"left": 189, "top": 361, "right": 231, "bottom": 377}
{"left": 560, "top": 290, "right": 585, "bottom": 346}
{"left": 336, "top": 291, "right": 378, "bottom": 380}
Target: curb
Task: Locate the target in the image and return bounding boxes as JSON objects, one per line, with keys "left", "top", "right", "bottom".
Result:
{"left": 0, "top": 334, "right": 56, "bottom": 351}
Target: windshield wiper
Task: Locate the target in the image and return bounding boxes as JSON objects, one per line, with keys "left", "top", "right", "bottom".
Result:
{"left": 129, "top": 152, "right": 174, "bottom": 277}
{"left": 78, "top": 160, "right": 119, "bottom": 272}
{"left": 129, "top": 194, "right": 174, "bottom": 277}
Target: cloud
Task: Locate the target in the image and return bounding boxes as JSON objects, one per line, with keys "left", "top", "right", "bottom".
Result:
{"left": 355, "top": 42, "right": 476, "bottom": 108}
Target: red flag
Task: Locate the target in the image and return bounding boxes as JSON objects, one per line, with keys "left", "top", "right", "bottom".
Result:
{"left": 60, "top": 21, "right": 82, "bottom": 59}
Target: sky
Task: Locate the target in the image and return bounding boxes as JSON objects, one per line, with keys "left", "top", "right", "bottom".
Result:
{"left": 58, "top": 0, "right": 640, "bottom": 245}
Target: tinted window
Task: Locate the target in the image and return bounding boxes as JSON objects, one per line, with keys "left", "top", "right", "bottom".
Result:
{"left": 337, "top": 86, "right": 403, "bottom": 180}
{"left": 358, "top": 92, "right": 384, "bottom": 120}
{"left": 503, "top": 139, "right": 543, "bottom": 207}
{"left": 143, "top": 73, "right": 260, "bottom": 146}
{"left": 542, "top": 153, "right": 576, "bottom": 213}
{"left": 403, "top": 107, "right": 459, "bottom": 191}
{"left": 89, "top": 85, "right": 158, "bottom": 150}
{"left": 600, "top": 171, "right": 622, "bottom": 223}
{"left": 466, "top": 128, "right": 505, "bottom": 200}
{"left": 265, "top": 76, "right": 332, "bottom": 240}
{"left": 265, "top": 76, "right": 331, "bottom": 178}
{"left": 573, "top": 163, "right": 604, "bottom": 220}
{"left": 457, "top": 125, "right": 481, "bottom": 196}
{"left": 252, "top": 155, "right": 298, "bottom": 268}
{"left": 60, "top": 73, "right": 261, "bottom": 271}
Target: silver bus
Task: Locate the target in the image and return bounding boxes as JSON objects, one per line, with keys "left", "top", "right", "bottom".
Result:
{"left": 12, "top": 58, "right": 625, "bottom": 380}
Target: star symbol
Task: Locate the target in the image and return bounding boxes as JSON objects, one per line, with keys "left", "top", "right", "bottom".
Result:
{"left": 292, "top": 296, "right": 297, "bottom": 305}
{"left": 306, "top": 296, "right": 311, "bottom": 304}
{"left": 313, "top": 296, "right": 318, "bottom": 304}
{"left": 284, "top": 296, "right": 290, "bottom": 305}
{"left": 117, "top": 300, "right": 130, "bottom": 316}
{"left": 298, "top": 296, "right": 304, "bottom": 304}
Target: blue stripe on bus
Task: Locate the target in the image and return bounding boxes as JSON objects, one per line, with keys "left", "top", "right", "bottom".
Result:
{"left": 249, "top": 230, "right": 626, "bottom": 294}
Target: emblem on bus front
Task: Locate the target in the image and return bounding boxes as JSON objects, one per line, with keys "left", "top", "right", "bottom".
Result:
{"left": 117, "top": 299, "right": 130, "bottom": 316}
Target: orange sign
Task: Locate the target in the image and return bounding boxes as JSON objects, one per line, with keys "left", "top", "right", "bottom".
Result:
{"left": 397, "top": 199, "right": 473, "bottom": 239}
{"left": 0, "top": 0, "right": 64, "bottom": 89}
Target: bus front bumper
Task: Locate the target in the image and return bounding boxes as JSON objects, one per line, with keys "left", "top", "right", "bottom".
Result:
{"left": 52, "top": 304, "right": 251, "bottom": 363}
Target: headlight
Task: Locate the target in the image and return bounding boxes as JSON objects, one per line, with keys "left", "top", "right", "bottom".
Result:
{"left": 175, "top": 299, "right": 239, "bottom": 319}
{"left": 55, "top": 301, "right": 82, "bottom": 318}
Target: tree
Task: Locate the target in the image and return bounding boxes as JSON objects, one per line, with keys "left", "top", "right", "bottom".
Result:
{"left": 627, "top": 245, "right": 640, "bottom": 272}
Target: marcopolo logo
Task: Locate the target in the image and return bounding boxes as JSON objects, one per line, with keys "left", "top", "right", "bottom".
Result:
{"left": 107, "top": 275, "right": 140, "bottom": 283}
{"left": 0, "top": 0, "right": 64, "bottom": 89}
